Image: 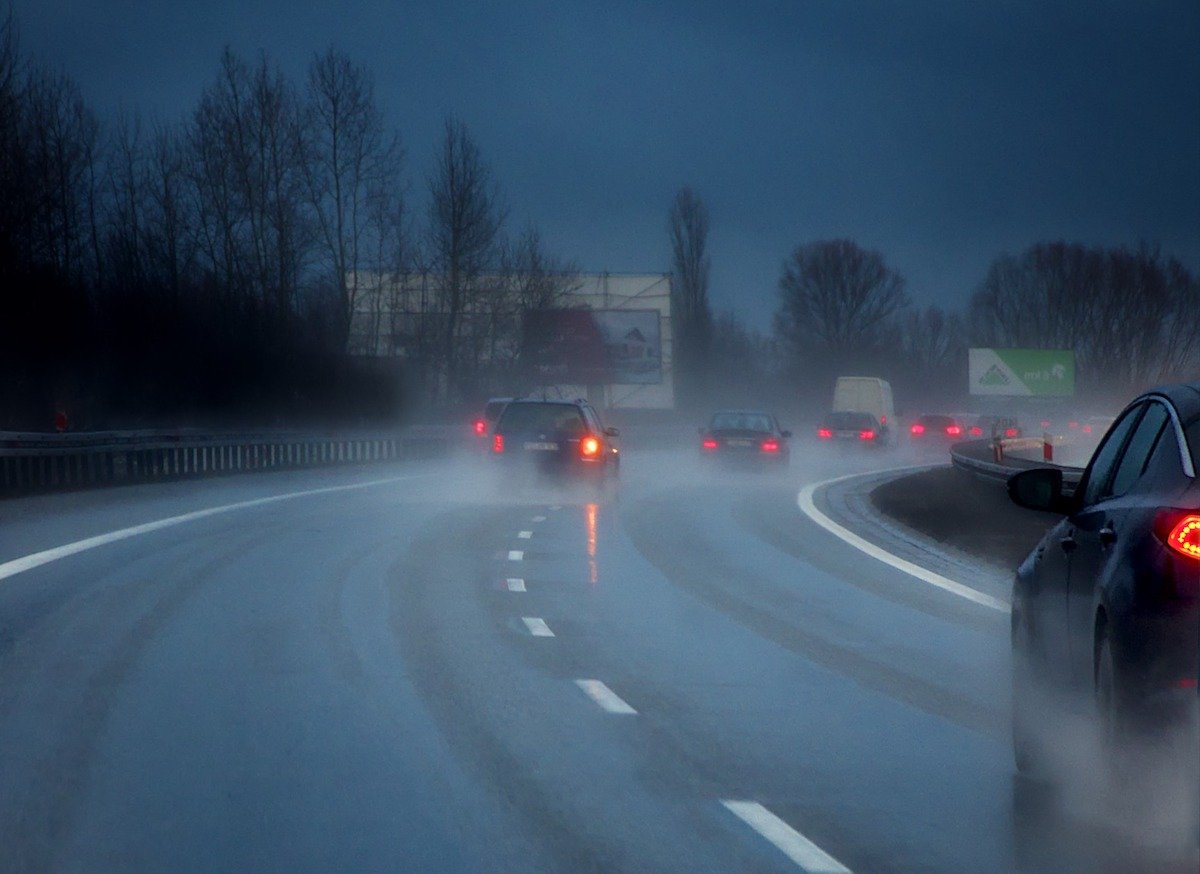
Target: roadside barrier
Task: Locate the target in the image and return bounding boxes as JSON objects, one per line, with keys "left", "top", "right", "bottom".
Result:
{"left": 951, "top": 438, "right": 1083, "bottom": 496}
{"left": 0, "top": 430, "right": 406, "bottom": 496}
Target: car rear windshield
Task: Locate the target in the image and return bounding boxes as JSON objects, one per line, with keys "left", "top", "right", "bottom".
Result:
{"left": 710, "top": 412, "right": 772, "bottom": 432}
{"left": 825, "top": 411, "right": 875, "bottom": 430}
{"left": 919, "top": 415, "right": 956, "bottom": 429}
{"left": 483, "top": 400, "right": 508, "bottom": 421}
{"left": 497, "top": 403, "right": 586, "bottom": 435}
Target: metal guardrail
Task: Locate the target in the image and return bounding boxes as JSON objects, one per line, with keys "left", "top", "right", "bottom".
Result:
{"left": 0, "top": 429, "right": 408, "bottom": 496}
{"left": 950, "top": 438, "right": 1084, "bottom": 495}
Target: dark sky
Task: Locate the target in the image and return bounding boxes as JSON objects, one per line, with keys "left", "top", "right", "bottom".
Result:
{"left": 14, "top": 1, "right": 1200, "bottom": 328}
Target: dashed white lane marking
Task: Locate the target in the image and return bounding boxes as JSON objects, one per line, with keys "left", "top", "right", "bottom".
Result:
{"left": 796, "top": 471, "right": 1009, "bottom": 614}
{"left": 518, "top": 530, "right": 533, "bottom": 539}
{"left": 531, "top": 515, "right": 547, "bottom": 523}
{"left": 721, "top": 801, "right": 851, "bottom": 873}
{"left": 549, "top": 505, "right": 563, "bottom": 511}
{"left": 0, "top": 472, "right": 436, "bottom": 583}
{"left": 574, "top": 679, "right": 637, "bottom": 714}
{"left": 504, "top": 578, "right": 526, "bottom": 592}
{"left": 521, "top": 617, "right": 554, "bottom": 637}
{"left": 507, "top": 550, "right": 524, "bottom": 561}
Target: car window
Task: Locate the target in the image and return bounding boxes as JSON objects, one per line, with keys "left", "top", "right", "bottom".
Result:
{"left": 581, "top": 405, "right": 603, "bottom": 433}
{"left": 1081, "top": 404, "right": 1144, "bottom": 506}
{"left": 1107, "top": 402, "right": 1168, "bottom": 498}
{"left": 711, "top": 412, "right": 772, "bottom": 432}
{"left": 497, "top": 403, "right": 585, "bottom": 434}
{"left": 484, "top": 401, "right": 507, "bottom": 421}
{"left": 1140, "top": 412, "right": 1185, "bottom": 485}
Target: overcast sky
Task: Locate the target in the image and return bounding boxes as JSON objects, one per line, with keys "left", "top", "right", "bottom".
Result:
{"left": 13, "top": 1, "right": 1200, "bottom": 329}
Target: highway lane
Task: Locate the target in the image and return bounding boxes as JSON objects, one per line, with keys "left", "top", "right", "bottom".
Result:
{"left": 0, "top": 446, "right": 1195, "bottom": 872}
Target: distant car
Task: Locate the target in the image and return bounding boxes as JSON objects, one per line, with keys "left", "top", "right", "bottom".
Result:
{"left": 700, "top": 410, "right": 791, "bottom": 466}
{"left": 472, "top": 397, "right": 512, "bottom": 445}
{"left": 490, "top": 398, "right": 619, "bottom": 480}
{"left": 832, "top": 377, "right": 895, "bottom": 443}
{"left": 909, "top": 414, "right": 968, "bottom": 443}
{"left": 1008, "top": 383, "right": 1199, "bottom": 789}
{"left": 817, "top": 411, "right": 885, "bottom": 447}
{"left": 968, "top": 414, "right": 1022, "bottom": 439}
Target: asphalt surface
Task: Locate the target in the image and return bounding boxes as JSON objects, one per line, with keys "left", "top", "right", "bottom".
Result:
{"left": 0, "top": 444, "right": 1196, "bottom": 872}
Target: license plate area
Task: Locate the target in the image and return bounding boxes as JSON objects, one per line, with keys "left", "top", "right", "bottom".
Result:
{"left": 523, "top": 441, "right": 559, "bottom": 451}
{"left": 727, "top": 439, "right": 753, "bottom": 447}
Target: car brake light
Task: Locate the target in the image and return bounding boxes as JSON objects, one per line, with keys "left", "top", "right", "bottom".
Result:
{"left": 761, "top": 439, "right": 780, "bottom": 453}
{"left": 1159, "top": 512, "right": 1200, "bottom": 561}
{"left": 492, "top": 434, "right": 504, "bottom": 453}
{"left": 702, "top": 437, "right": 719, "bottom": 450}
{"left": 817, "top": 428, "right": 832, "bottom": 439}
{"left": 880, "top": 415, "right": 887, "bottom": 425}
{"left": 1040, "top": 420, "right": 1051, "bottom": 429}
{"left": 969, "top": 426, "right": 983, "bottom": 437}
{"left": 910, "top": 424, "right": 925, "bottom": 435}
{"left": 1068, "top": 421, "right": 1079, "bottom": 429}
{"left": 1081, "top": 424, "right": 1092, "bottom": 434}
{"left": 473, "top": 419, "right": 487, "bottom": 435}
{"left": 859, "top": 430, "right": 875, "bottom": 441}
{"left": 946, "top": 425, "right": 962, "bottom": 436}
{"left": 1004, "top": 427, "right": 1019, "bottom": 438}
{"left": 581, "top": 435, "right": 601, "bottom": 457}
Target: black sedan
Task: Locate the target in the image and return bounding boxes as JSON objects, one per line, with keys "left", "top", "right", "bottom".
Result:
{"left": 1008, "top": 383, "right": 1199, "bottom": 794}
{"left": 699, "top": 410, "right": 791, "bottom": 466}
{"left": 491, "top": 399, "right": 619, "bottom": 480}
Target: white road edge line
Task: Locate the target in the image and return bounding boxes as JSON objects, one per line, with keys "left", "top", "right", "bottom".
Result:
{"left": 508, "top": 550, "right": 525, "bottom": 561}
{"left": 504, "top": 578, "right": 526, "bottom": 592}
{"left": 574, "top": 679, "right": 637, "bottom": 714}
{"left": 721, "top": 800, "right": 851, "bottom": 874}
{"left": 0, "top": 472, "right": 436, "bottom": 583}
{"left": 517, "top": 530, "right": 533, "bottom": 539}
{"left": 796, "top": 468, "right": 1009, "bottom": 613}
{"left": 521, "top": 617, "right": 554, "bottom": 637}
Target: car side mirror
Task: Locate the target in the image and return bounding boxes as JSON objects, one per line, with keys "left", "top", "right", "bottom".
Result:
{"left": 1008, "top": 468, "right": 1072, "bottom": 514}
{"left": 781, "top": 430, "right": 793, "bottom": 439}
{"left": 604, "top": 427, "right": 619, "bottom": 437}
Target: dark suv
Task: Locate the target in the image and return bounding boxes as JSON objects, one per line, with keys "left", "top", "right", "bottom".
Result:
{"left": 1008, "top": 383, "right": 1199, "bottom": 793}
{"left": 490, "top": 399, "right": 620, "bottom": 480}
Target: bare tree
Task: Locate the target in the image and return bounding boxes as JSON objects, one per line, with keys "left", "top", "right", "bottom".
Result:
{"left": 774, "top": 239, "right": 908, "bottom": 367}
{"left": 426, "top": 118, "right": 504, "bottom": 398}
{"left": 668, "top": 187, "right": 712, "bottom": 407}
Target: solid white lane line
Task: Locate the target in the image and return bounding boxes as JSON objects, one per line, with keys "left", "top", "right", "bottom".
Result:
{"left": 574, "top": 679, "right": 637, "bottom": 714}
{"left": 504, "top": 578, "right": 526, "bottom": 592}
{"left": 796, "top": 472, "right": 1009, "bottom": 613}
{"left": 518, "top": 530, "right": 533, "bottom": 539}
{"left": 522, "top": 617, "right": 554, "bottom": 637}
{"left": 721, "top": 801, "right": 851, "bottom": 873}
{"left": 0, "top": 472, "right": 435, "bottom": 583}
{"left": 508, "top": 550, "right": 524, "bottom": 561}
{"left": 531, "top": 515, "right": 547, "bottom": 523}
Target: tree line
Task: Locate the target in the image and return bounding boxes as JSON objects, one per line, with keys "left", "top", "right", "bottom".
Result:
{"left": 668, "top": 189, "right": 1200, "bottom": 414}
{"left": 0, "top": 12, "right": 575, "bottom": 430}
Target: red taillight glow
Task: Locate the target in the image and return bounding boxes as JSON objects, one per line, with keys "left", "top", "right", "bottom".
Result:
{"left": 859, "top": 430, "right": 876, "bottom": 441}
{"left": 910, "top": 424, "right": 925, "bottom": 435}
{"left": 1040, "top": 420, "right": 1051, "bottom": 429}
{"left": 1068, "top": 420, "right": 1080, "bottom": 429}
{"left": 492, "top": 434, "right": 504, "bottom": 453}
{"left": 1004, "top": 427, "right": 1019, "bottom": 438}
{"left": 880, "top": 415, "right": 887, "bottom": 425}
{"left": 702, "top": 437, "right": 719, "bottom": 450}
{"left": 817, "top": 428, "right": 832, "bottom": 439}
{"left": 969, "top": 426, "right": 983, "bottom": 437}
{"left": 946, "top": 425, "right": 962, "bottom": 437}
{"left": 1082, "top": 425, "right": 1092, "bottom": 434}
{"left": 473, "top": 419, "right": 487, "bottom": 435}
{"left": 581, "top": 435, "right": 601, "bottom": 457}
{"left": 1163, "top": 513, "right": 1200, "bottom": 561}
{"left": 761, "top": 439, "right": 780, "bottom": 453}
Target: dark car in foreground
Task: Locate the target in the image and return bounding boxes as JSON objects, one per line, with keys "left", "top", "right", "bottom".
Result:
{"left": 699, "top": 410, "right": 791, "bottom": 466}
{"left": 1008, "top": 384, "right": 1199, "bottom": 804}
{"left": 490, "top": 398, "right": 619, "bottom": 481}
{"left": 817, "top": 410, "right": 885, "bottom": 447}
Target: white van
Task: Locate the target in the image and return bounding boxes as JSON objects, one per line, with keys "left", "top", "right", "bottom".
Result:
{"left": 832, "top": 377, "right": 896, "bottom": 443}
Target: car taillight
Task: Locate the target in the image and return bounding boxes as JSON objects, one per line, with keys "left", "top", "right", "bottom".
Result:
{"left": 702, "top": 437, "right": 719, "bottom": 450}
{"left": 1081, "top": 425, "right": 1092, "bottom": 434}
{"left": 580, "top": 435, "right": 601, "bottom": 457}
{"left": 1040, "top": 420, "right": 1051, "bottom": 429}
{"left": 880, "top": 415, "right": 887, "bottom": 425}
{"left": 817, "top": 428, "right": 832, "bottom": 439}
{"left": 1068, "top": 421, "right": 1079, "bottom": 429}
{"left": 1004, "top": 427, "right": 1019, "bottom": 438}
{"left": 761, "top": 439, "right": 780, "bottom": 453}
{"left": 1158, "top": 512, "right": 1200, "bottom": 561}
{"left": 492, "top": 434, "right": 504, "bottom": 453}
{"left": 946, "top": 425, "right": 962, "bottom": 436}
{"left": 859, "top": 430, "right": 875, "bottom": 441}
{"left": 969, "top": 426, "right": 983, "bottom": 437}
{"left": 473, "top": 419, "right": 487, "bottom": 435}
{"left": 910, "top": 424, "right": 925, "bottom": 435}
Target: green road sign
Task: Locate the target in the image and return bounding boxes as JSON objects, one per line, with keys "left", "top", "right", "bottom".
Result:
{"left": 968, "top": 348, "right": 1075, "bottom": 397}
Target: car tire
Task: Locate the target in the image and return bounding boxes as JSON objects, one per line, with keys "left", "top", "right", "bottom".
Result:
{"left": 1012, "top": 611, "right": 1050, "bottom": 778}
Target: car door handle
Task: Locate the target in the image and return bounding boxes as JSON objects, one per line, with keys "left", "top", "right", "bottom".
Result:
{"left": 1099, "top": 526, "right": 1117, "bottom": 547}
{"left": 1059, "top": 534, "right": 1077, "bottom": 554}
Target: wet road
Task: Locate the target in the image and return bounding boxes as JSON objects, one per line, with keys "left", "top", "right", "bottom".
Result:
{"left": 0, "top": 446, "right": 1195, "bottom": 872}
